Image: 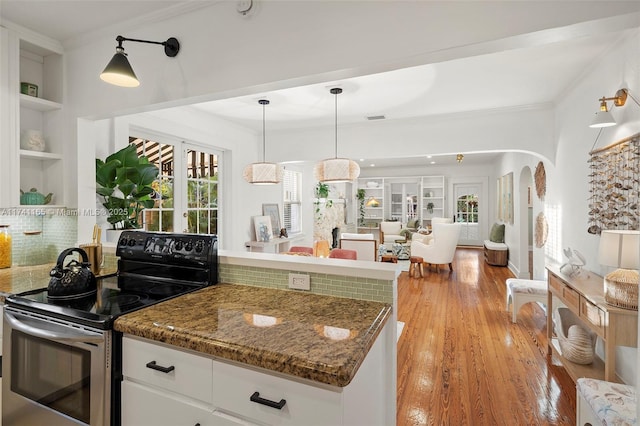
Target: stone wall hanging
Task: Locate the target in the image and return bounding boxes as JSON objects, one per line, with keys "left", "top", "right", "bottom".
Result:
{"left": 588, "top": 133, "right": 640, "bottom": 235}
{"left": 534, "top": 161, "right": 546, "bottom": 200}
{"left": 535, "top": 212, "right": 548, "bottom": 248}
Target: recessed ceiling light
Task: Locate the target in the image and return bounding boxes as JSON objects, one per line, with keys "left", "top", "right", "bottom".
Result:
{"left": 370, "top": 164, "right": 375, "bottom": 167}
{"left": 426, "top": 155, "right": 432, "bottom": 159}
{"left": 430, "top": 161, "right": 436, "bottom": 165}
{"left": 359, "top": 158, "right": 365, "bottom": 162}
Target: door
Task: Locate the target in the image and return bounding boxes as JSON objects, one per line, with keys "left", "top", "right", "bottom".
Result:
{"left": 132, "top": 136, "right": 221, "bottom": 237}
{"left": 453, "top": 183, "right": 482, "bottom": 246}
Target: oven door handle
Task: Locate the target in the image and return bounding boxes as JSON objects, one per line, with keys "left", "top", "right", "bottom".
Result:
{"left": 5, "top": 311, "right": 105, "bottom": 344}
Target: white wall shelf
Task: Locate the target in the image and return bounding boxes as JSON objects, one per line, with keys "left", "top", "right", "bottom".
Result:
{"left": 19, "top": 94, "right": 62, "bottom": 111}
{"left": 19, "top": 149, "right": 63, "bottom": 160}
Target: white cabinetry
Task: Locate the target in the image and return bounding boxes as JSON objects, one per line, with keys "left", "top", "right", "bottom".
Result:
{"left": 357, "top": 178, "right": 384, "bottom": 229}
{"left": 0, "top": 26, "right": 64, "bottom": 207}
{"left": 122, "top": 320, "right": 392, "bottom": 426}
{"left": 421, "top": 176, "right": 446, "bottom": 227}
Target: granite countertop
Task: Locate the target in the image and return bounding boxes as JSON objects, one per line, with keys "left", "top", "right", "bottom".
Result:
{"left": 0, "top": 263, "right": 118, "bottom": 302}
{"left": 114, "top": 283, "right": 391, "bottom": 387}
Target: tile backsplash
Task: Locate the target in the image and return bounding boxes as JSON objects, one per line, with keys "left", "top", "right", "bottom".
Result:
{"left": 0, "top": 211, "right": 77, "bottom": 266}
{"left": 219, "top": 263, "right": 393, "bottom": 303}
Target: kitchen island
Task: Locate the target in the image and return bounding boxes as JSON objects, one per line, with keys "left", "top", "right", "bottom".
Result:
{"left": 115, "top": 250, "right": 398, "bottom": 426}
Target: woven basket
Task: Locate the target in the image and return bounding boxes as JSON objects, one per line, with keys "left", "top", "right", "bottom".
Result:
{"left": 604, "top": 269, "right": 639, "bottom": 310}
{"left": 553, "top": 307, "right": 596, "bottom": 365}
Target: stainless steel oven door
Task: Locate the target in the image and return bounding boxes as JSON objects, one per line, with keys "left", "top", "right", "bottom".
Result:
{"left": 2, "top": 307, "right": 110, "bottom": 426}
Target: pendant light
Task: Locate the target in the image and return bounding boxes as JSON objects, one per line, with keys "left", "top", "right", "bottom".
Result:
{"left": 243, "top": 99, "right": 283, "bottom": 185}
{"left": 314, "top": 88, "right": 360, "bottom": 183}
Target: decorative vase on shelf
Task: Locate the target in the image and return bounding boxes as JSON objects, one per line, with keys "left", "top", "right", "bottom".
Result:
{"left": 20, "top": 129, "right": 46, "bottom": 152}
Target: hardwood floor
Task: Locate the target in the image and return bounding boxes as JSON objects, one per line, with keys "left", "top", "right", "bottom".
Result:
{"left": 396, "top": 247, "right": 576, "bottom": 425}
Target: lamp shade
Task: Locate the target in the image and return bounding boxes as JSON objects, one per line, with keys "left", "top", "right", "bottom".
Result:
{"left": 598, "top": 230, "right": 640, "bottom": 269}
{"left": 314, "top": 158, "right": 360, "bottom": 183}
{"left": 100, "top": 49, "right": 139, "bottom": 87}
{"left": 589, "top": 109, "right": 616, "bottom": 128}
{"left": 242, "top": 162, "right": 283, "bottom": 185}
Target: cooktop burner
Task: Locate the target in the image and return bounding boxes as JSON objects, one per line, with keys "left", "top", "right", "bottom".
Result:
{"left": 6, "top": 231, "right": 218, "bottom": 330}
{"left": 9, "top": 275, "right": 202, "bottom": 329}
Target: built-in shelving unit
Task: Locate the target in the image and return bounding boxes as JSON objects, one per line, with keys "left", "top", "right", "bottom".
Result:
{"left": 14, "top": 33, "right": 65, "bottom": 207}
{"left": 358, "top": 178, "right": 385, "bottom": 231}
{"left": 421, "top": 176, "right": 446, "bottom": 227}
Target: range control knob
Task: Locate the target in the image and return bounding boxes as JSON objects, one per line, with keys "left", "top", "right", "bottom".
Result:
{"left": 185, "top": 242, "right": 193, "bottom": 252}
{"left": 175, "top": 241, "right": 184, "bottom": 251}
{"left": 128, "top": 239, "right": 136, "bottom": 247}
{"left": 195, "top": 240, "right": 204, "bottom": 253}
{"left": 119, "top": 237, "right": 128, "bottom": 246}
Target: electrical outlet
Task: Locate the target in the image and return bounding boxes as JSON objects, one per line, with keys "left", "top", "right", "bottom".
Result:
{"left": 289, "top": 273, "right": 310, "bottom": 290}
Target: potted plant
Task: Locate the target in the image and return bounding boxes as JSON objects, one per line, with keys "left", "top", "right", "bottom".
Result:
{"left": 427, "top": 202, "right": 434, "bottom": 214}
{"left": 356, "top": 188, "right": 366, "bottom": 226}
{"left": 96, "top": 144, "right": 159, "bottom": 232}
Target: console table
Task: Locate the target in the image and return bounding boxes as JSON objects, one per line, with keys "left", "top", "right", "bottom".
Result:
{"left": 546, "top": 264, "right": 637, "bottom": 383}
{"left": 244, "top": 234, "right": 304, "bottom": 253}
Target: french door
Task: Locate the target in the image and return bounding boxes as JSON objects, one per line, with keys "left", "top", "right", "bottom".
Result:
{"left": 131, "top": 135, "right": 221, "bottom": 237}
{"left": 452, "top": 182, "right": 483, "bottom": 246}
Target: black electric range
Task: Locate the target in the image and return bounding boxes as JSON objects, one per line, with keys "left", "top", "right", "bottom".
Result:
{"left": 5, "top": 230, "right": 218, "bottom": 329}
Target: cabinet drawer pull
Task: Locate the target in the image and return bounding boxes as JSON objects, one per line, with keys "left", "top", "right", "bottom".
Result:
{"left": 146, "top": 360, "right": 175, "bottom": 373}
{"left": 250, "top": 391, "right": 286, "bottom": 409}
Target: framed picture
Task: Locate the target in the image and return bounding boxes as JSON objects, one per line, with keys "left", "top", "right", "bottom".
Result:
{"left": 253, "top": 215, "right": 273, "bottom": 242}
{"left": 262, "top": 204, "right": 281, "bottom": 237}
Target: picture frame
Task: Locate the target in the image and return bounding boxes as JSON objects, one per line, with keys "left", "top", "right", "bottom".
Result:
{"left": 262, "top": 203, "right": 281, "bottom": 237}
{"left": 253, "top": 215, "right": 273, "bottom": 242}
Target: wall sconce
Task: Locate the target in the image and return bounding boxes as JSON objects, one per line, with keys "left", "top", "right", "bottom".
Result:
{"left": 589, "top": 88, "right": 640, "bottom": 128}
{"left": 456, "top": 154, "right": 464, "bottom": 163}
{"left": 100, "top": 35, "right": 180, "bottom": 87}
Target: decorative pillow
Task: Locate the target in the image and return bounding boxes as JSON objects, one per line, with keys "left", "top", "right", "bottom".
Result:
{"left": 489, "top": 223, "right": 505, "bottom": 243}
{"left": 406, "top": 218, "right": 419, "bottom": 229}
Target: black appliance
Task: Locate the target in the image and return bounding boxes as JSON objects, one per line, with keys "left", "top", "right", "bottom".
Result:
{"left": 2, "top": 230, "right": 218, "bottom": 426}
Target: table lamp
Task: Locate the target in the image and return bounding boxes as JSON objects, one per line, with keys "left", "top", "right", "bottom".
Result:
{"left": 597, "top": 230, "right": 640, "bottom": 310}
{"left": 314, "top": 240, "right": 331, "bottom": 258}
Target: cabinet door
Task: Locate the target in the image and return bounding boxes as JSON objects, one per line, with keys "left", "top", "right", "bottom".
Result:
{"left": 123, "top": 381, "right": 215, "bottom": 426}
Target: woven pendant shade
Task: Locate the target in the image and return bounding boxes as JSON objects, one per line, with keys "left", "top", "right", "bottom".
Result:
{"left": 315, "top": 88, "right": 360, "bottom": 183}
{"left": 243, "top": 99, "right": 282, "bottom": 185}
{"left": 314, "top": 158, "right": 360, "bottom": 183}
{"left": 243, "top": 162, "right": 283, "bottom": 185}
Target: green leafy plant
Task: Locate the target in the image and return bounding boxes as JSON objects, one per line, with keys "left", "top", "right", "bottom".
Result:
{"left": 427, "top": 202, "right": 434, "bottom": 214}
{"left": 96, "top": 144, "right": 159, "bottom": 229}
{"left": 356, "top": 188, "right": 366, "bottom": 226}
{"left": 314, "top": 182, "right": 332, "bottom": 221}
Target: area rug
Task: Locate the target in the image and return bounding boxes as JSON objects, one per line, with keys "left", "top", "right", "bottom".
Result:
{"left": 397, "top": 321, "right": 405, "bottom": 342}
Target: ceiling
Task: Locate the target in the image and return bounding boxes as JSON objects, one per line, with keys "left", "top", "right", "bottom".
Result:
{"left": 1, "top": 1, "right": 634, "bottom": 169}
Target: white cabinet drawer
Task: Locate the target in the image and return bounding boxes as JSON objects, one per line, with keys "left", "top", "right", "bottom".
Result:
{"left": 123, "top": 336, "right": 213, "bottom": 404}
{"left": 211, "top": 360, "right": 342, "bottom": 426}
{"left": 122, "top": 380, "right": 215, "bottom": 426}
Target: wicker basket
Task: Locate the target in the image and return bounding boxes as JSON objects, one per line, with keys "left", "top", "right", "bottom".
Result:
{"left": 553, "top": 307, "right": 596, "bottom": 365}
{"left": 604, "top": 269, "right": 639, "bottom": 310}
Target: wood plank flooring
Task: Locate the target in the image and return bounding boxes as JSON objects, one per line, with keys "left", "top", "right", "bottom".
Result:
{"left": 396, "top": 247, "right": 576, "bottom": 425}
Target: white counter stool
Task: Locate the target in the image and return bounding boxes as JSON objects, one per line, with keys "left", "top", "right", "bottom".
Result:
{"left": 505, "top": 278, "right": 548, "bottom": 323}
{"left": 576, "top": 378, "right": 636, "bottom": 426}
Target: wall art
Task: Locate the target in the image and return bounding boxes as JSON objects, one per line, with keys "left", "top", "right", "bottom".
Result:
{"left": 588, "top": 133, "right": 640, "bottom": 234}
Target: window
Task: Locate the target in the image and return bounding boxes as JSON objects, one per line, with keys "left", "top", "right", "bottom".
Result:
{"left": 283, "top": 169, "right": 302, "bottom": 235}
{"left": 132, "top": 137, "right": 220, "bottom": 236}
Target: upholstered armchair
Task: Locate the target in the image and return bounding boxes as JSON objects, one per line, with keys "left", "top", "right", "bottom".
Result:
{"left": 410, "top": 222, "right": 462, "bottom": 271}
{"left": 379, "top": 221, "right": 404, "bottom": 245}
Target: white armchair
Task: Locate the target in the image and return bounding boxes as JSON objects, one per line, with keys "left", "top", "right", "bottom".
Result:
{"left": 410, "top": 223, "right": 462, "bottom": 271}
{"left": 341, "top": 233, "right": 374, "bottom": 240}
{"left": 379, "top": 221, "right": 403, "bottom": 245}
